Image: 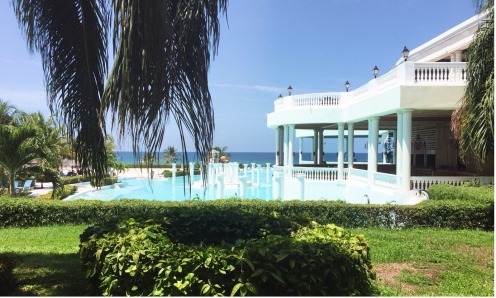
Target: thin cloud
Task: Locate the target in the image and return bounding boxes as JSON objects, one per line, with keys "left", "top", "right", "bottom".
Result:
{"left": 211, "top": 83, "right": 281, "bottom": 94}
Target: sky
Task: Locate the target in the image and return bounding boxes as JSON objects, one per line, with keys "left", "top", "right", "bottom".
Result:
{"left": 0, "top": 0, "right": 478, "bottom": 153}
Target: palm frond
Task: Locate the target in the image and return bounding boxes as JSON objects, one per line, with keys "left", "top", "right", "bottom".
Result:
{"left": 12, "top": 0, "right": 110, "bottom": 183}
{"left": 453, "top": 3, "right": 494, "bottom": 170}
{"left": 104, "top": 0, "right": 227, "bottom": 181}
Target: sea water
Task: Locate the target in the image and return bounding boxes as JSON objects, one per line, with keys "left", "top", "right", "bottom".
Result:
{"left": 115, "top": 151, "right": 378, "bottom": 165}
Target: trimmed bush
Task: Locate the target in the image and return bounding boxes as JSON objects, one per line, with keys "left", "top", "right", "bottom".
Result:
{"left": 428, "top": 184, "right": 494, "bottom": 203}
{"left": 79, "top": 219, "right": 376, "bottom": 296}
{"left": 60, "top": 176, "right": 88, "bottom": 185}
{"left": 0, "top": 198, "right": 492, "bottom": 230}
{"left": 38, "top": 185, "right": 78, "bottom": 200}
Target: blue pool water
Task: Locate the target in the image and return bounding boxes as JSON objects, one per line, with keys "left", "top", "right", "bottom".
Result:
{"left": 65, "top": 174, "right": 273, "bottom": 202}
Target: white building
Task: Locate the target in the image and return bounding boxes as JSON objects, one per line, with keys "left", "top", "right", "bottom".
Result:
{"left": 266, "top": 13, "right": 493, "bottom": 204}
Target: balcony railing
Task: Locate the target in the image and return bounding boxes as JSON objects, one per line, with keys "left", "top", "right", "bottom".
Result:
{"left": 291, "top": 167, "right": 347, "bottom": 181}
{"left": 414, "top": 62, "right": 466, "bottom": 84}
{"left": 274, "top": 62, "right": 467, "bottom": 112}
{"left": 410, "top": 176, "right": 493, "bottom": 190}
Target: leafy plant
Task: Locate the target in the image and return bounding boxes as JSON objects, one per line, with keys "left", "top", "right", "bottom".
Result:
{"left": 80, "top": 219, "right": 377, "bottom": 296}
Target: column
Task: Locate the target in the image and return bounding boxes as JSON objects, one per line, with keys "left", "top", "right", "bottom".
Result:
{"left": 283, "top": 125, "right": 289, "bottom": 167}
{"left": 401, "top": 110, "right": 412, "bottom": 191}
{"left": 275, "top": 126, "right": 280, "bottom": 166}
{"left": 318, "top": 129, "right": 324, "bottom": 164}
{"left": 347, "top": 123, "right": 354, "bottom": 169}
{"left": 337, "top": 123, "right": 345, "bottom": 180}
{"left": 313, "top": 129, "right": 318, "bottom": 165}
{"left": 288, "top": 125, "right": 295, "bottom": 167}
{"left": 396, "top": 112, "right": 403, "bottom": 188}
{"left": 299, "top": 138, "right": 303, "bottom": 164}
{"left": 367, "top": 117, "right": 379, "bottom": 184}
{"left": 455, "top": 50, "right": 463, "bottom": 62}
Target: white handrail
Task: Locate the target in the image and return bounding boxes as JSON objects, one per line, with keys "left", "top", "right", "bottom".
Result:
{"left": 414, "top": 62, "right": 466, "bottom": 84}
{"left": 349, "top": 168, "right": 368, "bottom": 182}
{"left": 290, "top": 167, "right": 347, "bottom": 181}
{"left": 273, "top": 62, "right": 467, "bottom": 111}
{"left": 374, "top": 172, "right": 397, "bottom": 189}
{"left": 410, "top": 176, "right": 493, "bottom": 190}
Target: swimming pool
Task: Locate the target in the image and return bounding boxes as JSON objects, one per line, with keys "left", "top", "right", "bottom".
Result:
{"left": 65, "top": 175, "right": 273, "bottom": 201}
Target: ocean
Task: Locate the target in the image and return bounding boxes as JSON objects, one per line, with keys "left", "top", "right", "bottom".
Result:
{"left": 115, "top": 151, "right": 380, "bottom": 165}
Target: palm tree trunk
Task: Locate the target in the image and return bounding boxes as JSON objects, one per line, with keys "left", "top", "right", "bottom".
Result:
{"left": 8, "top": 171, "right": 15, "bottom": 196}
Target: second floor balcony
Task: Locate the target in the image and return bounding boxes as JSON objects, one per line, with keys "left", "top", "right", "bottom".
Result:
{"left": 273, "top": 61, "right": 467, "bottom": 113}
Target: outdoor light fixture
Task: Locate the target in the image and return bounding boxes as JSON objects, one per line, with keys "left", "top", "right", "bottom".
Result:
{"left": 345, "top": 80, "right": 350, "bottom": 92}
{"left": 287, "top": 85, "right": 293, "bottom": 96}
{"left": 278, "top": 94, "right": 283, "bottom": 99}
{"left": 402, "top": 46, "right": 410, "bottom": 61}
{"left": 372, "top": 66, "right": 379, "bottom": 78}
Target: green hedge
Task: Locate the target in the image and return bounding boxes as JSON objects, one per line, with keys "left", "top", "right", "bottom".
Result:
{"left": 162, "top": 170, "right": 200, "bottom": 178}
{"left": 0, "top": 198, "right": 492, "bottom": 230}
{"left": 427, "top": 184, "right": 494, "bottom": 203}
{"left": 60, "top": 176, "right": 88, "bottom": 185}
{"left": 37, "top": 185, "right": 78, "bottom": 200}
{"left": 79, "top": 219, "right": 376, "bottom": 296}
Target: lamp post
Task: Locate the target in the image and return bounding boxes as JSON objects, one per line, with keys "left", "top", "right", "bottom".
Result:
{"left": 402, "top": 46, "right": 410, "bottom": 61}
{"left": 287, "top": 85, "right": 293, "bottom": 96}
{"left": 278, "top": 94, "right": 283, "bottom": 99}
{"left": 372, "top": 66, "right": 379, "bottom": 78}
{"left": 344, "top": 80, "right": 350, "bottom": 92}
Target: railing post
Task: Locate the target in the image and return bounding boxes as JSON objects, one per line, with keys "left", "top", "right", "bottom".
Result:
{"left": 239, "top": 176, "right": 247, "bottom": 197}
{"left": 297, "top": 174, "right": 305, "bottom": 201}
{"left": 172, "top": 163, "right": 177, "bottom": 185}
{"left": 266, "top": 163, "right": 271, "bottom": 185}
{"left": 216, "top": 174, "right": 224, "bottom": 199}
{"left": 272, "top": 171, "right": 284, "bottom": 200}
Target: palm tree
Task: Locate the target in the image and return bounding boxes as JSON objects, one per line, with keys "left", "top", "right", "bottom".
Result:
{"left": 21, "top": 112, "right": 64, "bottom": 189}
{"left": 451, "top": 0, "right": 494, "bottom": 173}
{"left": 213, "top": 146, "right": 230, "bottom": 163}
{"left": 163, "top": 146, "right": 182, "bottom": 164}
{"left": 11, "top": 0, "right": 228, "bottom": 185}
{"left": 0, "top": 100, "right": 22, "bottom": 125}
{"left": 0, "top": 123, "right": 43, "bottom": 195}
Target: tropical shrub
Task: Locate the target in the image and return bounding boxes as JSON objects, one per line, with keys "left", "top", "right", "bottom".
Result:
{"left": 162, "top": 170, "right": 200, "bottom": 178}
{"left": 60, "top": 176, "right": 88, "bottom": 185}
{"left": 79, "top": 219, "right": 376, "bottom": 296}
{"left": 90, "top": 177, "right": 118, "bottom": 187}
{"left": 37, "top": 185, "right": 78, "bottom": 200}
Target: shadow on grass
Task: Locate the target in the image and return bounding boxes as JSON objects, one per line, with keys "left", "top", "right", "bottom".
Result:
{"left": 10, "top": 252, "right": 99, "bottom": 296}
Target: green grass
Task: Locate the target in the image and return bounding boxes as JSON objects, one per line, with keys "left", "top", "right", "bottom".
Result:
{"left": 351, "top": 228, "right": 494, "bottom": 296}
{"left": 0, "top": 225, "right": 95, "bottom": 296}
{"left": 0, "top": 226, "right": 493, "bottom": 296}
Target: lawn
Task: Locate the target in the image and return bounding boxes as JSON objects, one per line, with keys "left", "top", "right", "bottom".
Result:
{"left": 0, "top": 225, "right": 493, "bottom": 296}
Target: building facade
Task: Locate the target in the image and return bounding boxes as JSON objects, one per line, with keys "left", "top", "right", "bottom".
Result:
{"left": 266, "top": 13, "right": 493, "bottom": 204}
